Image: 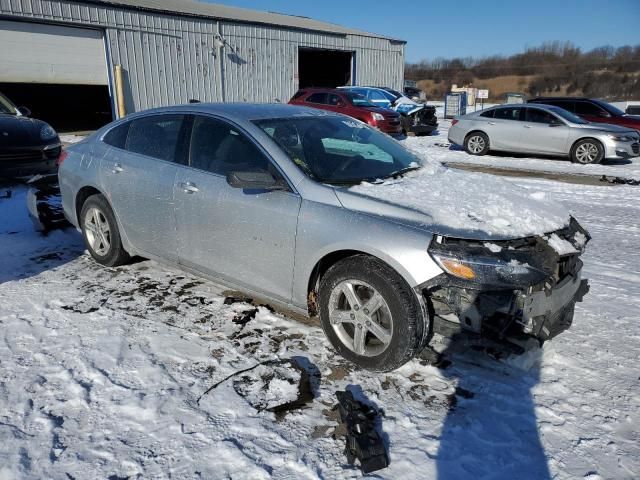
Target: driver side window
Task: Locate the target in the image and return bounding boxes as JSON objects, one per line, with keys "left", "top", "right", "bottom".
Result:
{"left": 189, "top": 115, "right": 270, "bottom": 176}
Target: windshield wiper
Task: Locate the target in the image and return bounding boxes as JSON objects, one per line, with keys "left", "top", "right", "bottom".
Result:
{"left": 381, "top": 165, "right": 421, "bottom": 180}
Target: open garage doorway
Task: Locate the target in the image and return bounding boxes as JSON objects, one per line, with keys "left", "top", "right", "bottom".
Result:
{"left": 298, "top": 48, "right": 353, "bottom": 89}
{"left": 0, "top": 83, "right": 112, "bottom": 132}
{"left": 0, "top": 20, "right": 112, "bottom": 133}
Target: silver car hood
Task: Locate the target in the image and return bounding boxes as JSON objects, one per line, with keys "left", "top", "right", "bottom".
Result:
{"left": 575, "top": 122, "right": 638, "bottom": 135}
{"left": 335, "top": 165, "right": 571, "bottom": 240}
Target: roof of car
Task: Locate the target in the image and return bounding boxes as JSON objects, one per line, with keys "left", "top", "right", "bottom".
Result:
{"left": 139, "top": 102, "right": 337, "bottom": 121}
{"left": 530, "top": 97, "right": 591, "bottom": 101}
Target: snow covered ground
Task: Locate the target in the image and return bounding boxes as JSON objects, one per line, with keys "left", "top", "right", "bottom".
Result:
{"left": 1, "top": 167, "right": 639, "bottom": 477}
{"left": 404, "top": 113, "right": 640, "bottom": 182}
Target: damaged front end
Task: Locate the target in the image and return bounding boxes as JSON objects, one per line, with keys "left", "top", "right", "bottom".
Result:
{"left": 421, "top": 218, "right": 590, "bottom": 350}
{"left": 396, "top": 103, "right": 438, "bottom": 135}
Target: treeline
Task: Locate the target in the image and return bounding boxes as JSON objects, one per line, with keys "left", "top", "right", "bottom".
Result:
{"left": 406, "top": 42, "right": 640, "bottom": 100}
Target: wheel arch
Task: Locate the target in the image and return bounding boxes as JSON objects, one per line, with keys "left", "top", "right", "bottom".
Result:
{"left": 75, "top": 185, "right": 135, "bottom": 255}
{"left": 305, "top": 247, "right": 428, "bottom": 317}
{"left": 571, "top": 136, "right": 604, "bottom": 151}
{"left": 464, "top": 129, "right": 489, "bottom": 142}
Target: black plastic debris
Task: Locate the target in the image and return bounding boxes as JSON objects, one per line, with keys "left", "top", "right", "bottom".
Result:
{"left": 232, "top": 308, "right": 258, "bottom": 325}
{"left": 334, "top": 390, "right": 389, "bottom": 474}
{"left": 25, "top": 175, "right": 70, "bottom": 233}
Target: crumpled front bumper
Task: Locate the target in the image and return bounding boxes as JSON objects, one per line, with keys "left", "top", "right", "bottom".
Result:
{"left": 516, "top": 271, "right": 589, "bottom": 341}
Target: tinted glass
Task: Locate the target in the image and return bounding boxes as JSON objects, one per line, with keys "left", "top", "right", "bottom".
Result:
{"left": 369, "top": 90, "right": 387, "bottom": 101}
{"left": 546, "top": 100, "right": 575, "bottom": 112}
{"left": 480, "top": 109, "right": 495, "bottom": 118}
{"left": 126, "top": 115, "right": 185, "bottom": 162}
{"left": 0, "top": 92, "right": 17, "bottom": 115}
{"left": 328, "top": 94, "right": 343, "bottom": 106}
{"left": 103, "top": 122, "right": 130, "bottom": 149}
{"left": 306, "top": 93, "right": 328, "bottom": 104}
{"left": 189, "top": 115, "right": 269, "bottom": 175}
{"left": 494, "top": 107, "right": 522, "bottom": 120}
{"left": 525, "top": 108, "right": 557, "bottom": 124}
{"left": 593, "top": 99, "right": 624, "bottom": 116}
{"left": 575, "top": 101, "right": 605, "bottom": 116}
{"left": 547, "top": 106, "right": 588, "bottom": 124}
{"left": 255, "top": 116, "right": 420, "bottom": 184}
{"left": 344, "top": 92, "right": 375, "bottom": 107}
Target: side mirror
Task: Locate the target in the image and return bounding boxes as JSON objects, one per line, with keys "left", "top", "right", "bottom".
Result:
{"left": 226, "top": 170, "right": 287, "bottom": 190}
{"left": 597, "top": 110, "right": 610, "bottom": 118}
{"left": 335, "top": 101, "right": 345, "bottom": 107}
{"left": 17, "top": 106, "right": 31, "bottom": 117}
{"left": 549, "top": 119, "right": 564, "bottom": 127}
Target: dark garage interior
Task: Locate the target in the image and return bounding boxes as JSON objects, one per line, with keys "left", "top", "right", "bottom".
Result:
{"left": 298, "top": 48, "right": 353, "bottom": 89}
{"left": 0, "top": 83, "right": 113, "bottom": 133}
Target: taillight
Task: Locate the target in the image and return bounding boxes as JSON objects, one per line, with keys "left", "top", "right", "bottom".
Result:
{"left": 451, "top": 119, "right": 459, "bottom": 126}
{"left": 57, "top": 150, "right": 68, "bottom": 166}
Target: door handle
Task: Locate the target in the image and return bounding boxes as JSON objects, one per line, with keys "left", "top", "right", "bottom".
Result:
{"left": 488, "top": 122, "right": 496, "bottom": 125}
{"left": 523, "top": 125, "right": 532, "bottom": 128}
{"left": 179, "top": 181, "right": 199, "bottom": 194}
{"left": 112, "top": 162, "right": 124, "bottom": 173}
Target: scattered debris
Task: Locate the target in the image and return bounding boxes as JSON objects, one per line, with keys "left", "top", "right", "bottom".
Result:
{"left": 334, "top": 390, "right": 389, "bottom": 474}
{"left": 600, "top": 175, "right": 640, "bottom": 186}
{"left": 232, "top": 308, "right": 258, "bottom": 325}
{"left": 198, "top": 357, "right": 316, "bottom": 418}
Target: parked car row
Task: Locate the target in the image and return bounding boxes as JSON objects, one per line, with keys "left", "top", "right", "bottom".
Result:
{"left": 0, "top": 91, "right": 61, "bottom": 177}
{"left": 449, "top": 102, "right": 640, "bottom": 164}
{"left": 289, "top": 86, "right": 438, "bottom": 136}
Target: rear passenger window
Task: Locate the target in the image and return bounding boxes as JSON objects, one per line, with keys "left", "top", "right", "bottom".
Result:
{"left": 103, "top": 122, "right": 130, "bottom": 149}
{"left": 494, "top": 107, "right": 522, "bottom": 120}
{"left": 306, "top": 93, "right": 328, "bottom": 104}
{"left": 125, "top": 114, "right": 186, "bottom": 162}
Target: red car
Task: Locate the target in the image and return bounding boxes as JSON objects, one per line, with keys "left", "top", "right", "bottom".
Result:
{"left": 289, "top": 88, "right": 403, "bottom": 136}
{"left": 529, "top": 97, "right": 640, "bottom": 132}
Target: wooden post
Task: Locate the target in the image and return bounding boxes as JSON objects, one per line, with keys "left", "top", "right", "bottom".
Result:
{"left": 114, "top": 65, "right": 126, "bottom": 118}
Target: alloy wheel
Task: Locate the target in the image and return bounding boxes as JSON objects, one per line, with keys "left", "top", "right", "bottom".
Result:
{"left": 467, "top": 135, "right": 486, "bottom": 153}
{"left": 575, "top": 142, "right": 599, "bottom": 163}
{"left": 328, "top": 279, "right": 393, "bottom": 357}
{"left": 84, "top": 207, "right": 111, "bottom": 256}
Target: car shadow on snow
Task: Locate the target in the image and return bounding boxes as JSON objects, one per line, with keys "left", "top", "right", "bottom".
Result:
{"left": 0, "top": 178, "right": 84, "bottom": 283}
{"left": 430, "top": 334, "right": 551, "bottom": 480}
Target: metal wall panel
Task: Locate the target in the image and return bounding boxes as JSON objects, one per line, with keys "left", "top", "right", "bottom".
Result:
{"left": 0, "top": 0, "right": 405, "bottom": 115}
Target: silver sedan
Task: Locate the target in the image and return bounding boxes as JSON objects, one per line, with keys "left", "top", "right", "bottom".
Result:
{"left": 60, "top": 103, "right": 590, "bottom": 371}
{"left": 448, "top": 103, "right": 640, "bottom": 164}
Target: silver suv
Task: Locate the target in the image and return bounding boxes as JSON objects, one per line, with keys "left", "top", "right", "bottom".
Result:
{"left": 448, "top": 104, "right": 640, "bottom": 164}
{"left": 59, "top": 103, "right": 590, "bottom": 371}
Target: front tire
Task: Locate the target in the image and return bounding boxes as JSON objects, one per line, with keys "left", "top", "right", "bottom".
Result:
{"left": 464, "top": 132, "right": 490, "bottom": 155}
{"left": 571, "top": 139, "right": 604, "bottom": 164}
{"left": 318, "top": 255, "right": 427, "bottom": 372}
{"left": 80, "top": 194, "right": 130, "bottom": 267}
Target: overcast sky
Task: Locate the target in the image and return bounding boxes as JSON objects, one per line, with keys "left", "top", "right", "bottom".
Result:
{"left": 209, "top": 0, "right": 640, "bottom": 62}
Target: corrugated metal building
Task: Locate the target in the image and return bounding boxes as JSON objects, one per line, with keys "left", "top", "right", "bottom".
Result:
{"left": 0, "top": 0, "right": 405, "bottom": 129}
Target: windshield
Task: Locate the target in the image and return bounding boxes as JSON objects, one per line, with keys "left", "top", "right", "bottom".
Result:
{"left": 344, "top": 92, "right": 375, "bottom": 108}
{"left": 595, "top": 99, "right": 625, "bottom": 116}
{"left": 548, "top": 106, "right": 589, "bottom": 124}
{"left": 0, "top": 92, "right": 17, "bottom": 115}
{"left": 254, "top": 116, "right": 421, "bottom": 185}
{"left": 384, "top": 88, "right": 403, "bottom": 99}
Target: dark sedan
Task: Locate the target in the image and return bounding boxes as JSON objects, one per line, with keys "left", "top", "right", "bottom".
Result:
{"left": 0, "top": 91, "right": 61, "bottom": 177}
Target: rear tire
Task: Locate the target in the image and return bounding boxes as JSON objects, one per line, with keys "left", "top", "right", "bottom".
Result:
{"left": 318, "top": 255, "right": 427, "bottom": 372}
{"left": 464, "top": 132, "right": 490, "bottom": 155}
{"left": 80, "top": 194, "right": 130, "bottom": 267}
{"left": 571, "top": 139, "right": 604, "bottom": 164}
